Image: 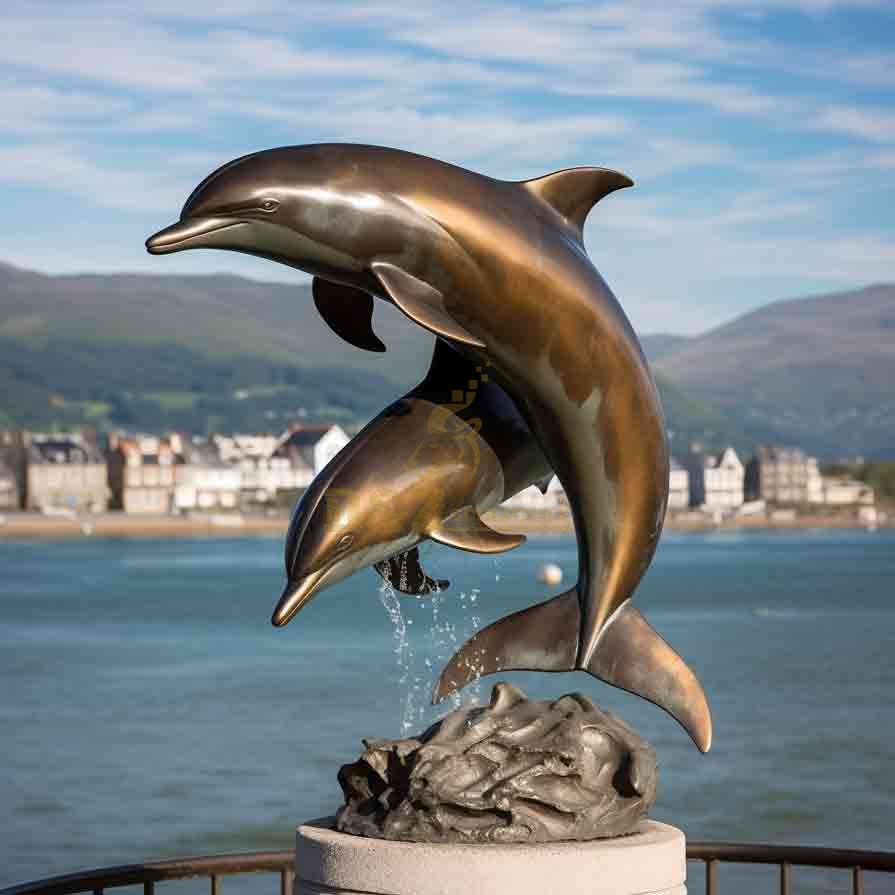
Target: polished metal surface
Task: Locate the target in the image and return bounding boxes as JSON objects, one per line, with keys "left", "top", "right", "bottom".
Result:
{"left": 272, "top": 339, "right": 551, "bottom": 627}
{"left": 147, "top": 143, "right": 711, "bottom": 751}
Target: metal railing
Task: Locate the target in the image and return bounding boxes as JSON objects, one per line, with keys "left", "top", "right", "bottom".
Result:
{"left": 0, "top": 852, "right": 294, "bottom": 895}
{"left": 2, "top": 842, "right": 894, "bottom": 895}
{"left": 687, "top": 842, "right": 895, "bottom": 895}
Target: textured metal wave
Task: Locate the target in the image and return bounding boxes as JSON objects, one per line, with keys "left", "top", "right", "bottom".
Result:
{"left": 336, "top": 682, "right": 657, "bottom": 843}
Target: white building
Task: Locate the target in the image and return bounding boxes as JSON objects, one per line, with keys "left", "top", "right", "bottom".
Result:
{"left": 213, "top": 433, "right": 307, "bottom": 503}
{"left": 274, "top": 424, "right": 350, "bottom": 487}
{"left": 174, "top": 440, "right": 242, "bottom": 511}
{"left": 817, "top": 477, "right": 875, "bottom": 506}
{"left": 667, "top": 458, "right": 690, "bottom": 510}
{"left": 686, "top": 447, "right": 745, "bottom": 510}
{"left": 746, "top": 446, "right": 824, "bottom": 504}
{"left": 501, "top": 476, "right": 565, "bottom": 510}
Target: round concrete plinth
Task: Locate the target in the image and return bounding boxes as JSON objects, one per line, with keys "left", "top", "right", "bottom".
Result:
{"left": 294, "top": 818, "right": 685, "bottom": 895}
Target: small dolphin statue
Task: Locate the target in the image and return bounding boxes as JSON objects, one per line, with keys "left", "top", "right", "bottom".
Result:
{"left": 146, "top": 143, "right": 711, "bottom": 751}
{"left": 272, "top": 338, "right": 552, "bottom": 627}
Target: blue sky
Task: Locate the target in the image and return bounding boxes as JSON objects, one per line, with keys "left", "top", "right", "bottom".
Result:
{"left": 1, "top": 0, "right": 893, "bottom": 333}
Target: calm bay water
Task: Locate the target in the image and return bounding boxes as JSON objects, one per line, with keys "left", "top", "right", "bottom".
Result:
{"left": 2, "top": 530, "right": 894, "bottom": 892}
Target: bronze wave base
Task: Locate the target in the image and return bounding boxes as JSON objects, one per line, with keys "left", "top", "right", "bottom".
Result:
{"left": 335, "top": 682, "right": 657, "bottom": 844}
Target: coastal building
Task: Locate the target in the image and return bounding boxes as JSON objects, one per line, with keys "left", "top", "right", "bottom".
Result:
{"left": 818, "top": 476, "right": 875, "bottom": 506}
{"left": 0, "top": 461, "right": 20, "bottom": 509}
{"left": 667, "top": 458, "right": 690, "bottom": 510}
{"left": 175, "top": 439, "right": 242, "bottom": 511}
{"left": 107, "top": 433, "right": 181, "bottom": 514}
{"left": 23, "top": 432, "right": 108, "bottom": 512}
{"left": 501, "top": 476, "right": 566, "bottom": 511}
{"left": 745, "top": 446, "right": 823, "bottom": 504}
{"left": 274, "top": 424, "right": 350, "bottom": 487}
{"left": 212, "top": 433, "right": 308, "bottom": 503}
{"left": 685, "top": 447, "right": 745, "bottom": 510}
{"left": 0, "top": 431, "right": 20, "bottom": 509}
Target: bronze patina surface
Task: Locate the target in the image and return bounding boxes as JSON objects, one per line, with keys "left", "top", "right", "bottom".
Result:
{"left": 272, "top": 339, "right": 552, "bottom": 627}
{"left": 336, "top": 681, "right": 657, "bottom": 843}
{"left": 146, "top": 143, "right": 711, "bottom": 752}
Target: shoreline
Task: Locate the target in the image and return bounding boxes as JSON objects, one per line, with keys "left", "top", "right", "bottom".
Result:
{"left": 0, "top": 508, "right": 889, "bottom": 540}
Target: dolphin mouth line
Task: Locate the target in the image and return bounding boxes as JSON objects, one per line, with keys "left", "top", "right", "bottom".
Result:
{"left": 271, "top": 562, "right": 336, "bottom": 628}
{"left": 145, "top": 219, "right": 248, "bottom": 254}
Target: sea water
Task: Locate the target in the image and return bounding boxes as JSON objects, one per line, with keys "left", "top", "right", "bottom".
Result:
{"left": 1, "top": 530, "right": 894, "bottom": 892}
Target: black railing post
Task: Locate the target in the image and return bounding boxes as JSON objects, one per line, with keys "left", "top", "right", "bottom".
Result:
{"left": 210, "top": 874, "right": 220, "bottom": 895}
{"left": 852, "top": 866, "right": 864, "bottom": 895}
{"left": 705, "top": 858, "right": 717, "bottom": 895}
{"left": 779, "top": 861, "right": 791, "bottom": 895}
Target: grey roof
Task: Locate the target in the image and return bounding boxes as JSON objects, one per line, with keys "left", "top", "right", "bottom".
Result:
{"left": 280, "top": 425, "right": 333, "bottom": 448}
{"left": 29, "top": 438, "right": 103, "bottom": 465}
{"left": 183, "top": 441, "right": 229, "bottom": 468}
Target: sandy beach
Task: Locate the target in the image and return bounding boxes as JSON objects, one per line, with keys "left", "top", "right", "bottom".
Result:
{"left": 0, "top": 506, "right": 889, "bottom": 540}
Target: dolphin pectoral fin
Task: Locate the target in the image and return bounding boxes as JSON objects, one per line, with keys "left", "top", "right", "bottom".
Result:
{"left": 373, "top": 547, "right": 450, "bottom": 596}
{"left": 429, "top": 507, "right": 525, "bottom": 554}
{"left": 584, "top": 602, "right": 713, "bottom": 753}
{"left": 371, "top": 261, "right": 486, "bottom": 349}
{"left": 521, "top": 167, "right": 634, "bottom": 238}
{"left": 312, "top": 277, "right": 386, "bottom": 352}
{"left": 432, "top": 589, "right": 580, "bottom": 703}
{"left": 535, "top": 474, "right": 553, "bottom": 495}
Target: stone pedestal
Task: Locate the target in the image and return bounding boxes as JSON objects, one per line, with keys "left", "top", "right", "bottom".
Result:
{"left": 294, "top": 818, "right": 686, "bottom": 895}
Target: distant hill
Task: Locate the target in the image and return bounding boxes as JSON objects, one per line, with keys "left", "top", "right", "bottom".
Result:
{"left": 0, "top": 261, "right": 755, "bottom": 453}
{"left": 652, "top": 284, "right": 895, "bottom": 458}
{"left": 0, "top": 261, "right": 433, "bottom": 433}
{"left": 0, "top": 261, "right": 433, "bottom": 378}
{"left": 640, "top": 333, "right": 692, "bottom": 363}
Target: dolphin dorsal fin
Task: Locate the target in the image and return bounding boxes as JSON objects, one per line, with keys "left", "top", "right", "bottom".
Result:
{"left": 522, "top": 167, "right": 633, "bottom": 239}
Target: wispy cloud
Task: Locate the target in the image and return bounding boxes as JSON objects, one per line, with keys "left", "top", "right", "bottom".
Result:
{"left": 0, "top": 0, "right": 892, "bottom": 331}
{"left": 0, "top": 143, "right": 192, "bottom": 212}
{"left": 814, "top": 105, "right": 895, "bottom": 143}
{"left": 0, "top": 84, "right": 130, "bottom": 134}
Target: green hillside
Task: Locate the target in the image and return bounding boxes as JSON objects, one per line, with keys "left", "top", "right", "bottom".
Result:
{"left": 0, "top": 261, "right": 431, "bottom": 433}
{"left": 0, "top": 261, "right": 750, "bottom": 452}
{"left": 652, "top": 284, "right": 895, "bottom": 458}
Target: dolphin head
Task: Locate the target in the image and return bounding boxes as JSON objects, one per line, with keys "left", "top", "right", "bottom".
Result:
{"left": 271, "top": 395, "right": 499, "bottom": 628}
{"left": 271, "top": 422, "right": 426, "bottom": 628}
{"left": 146, "top": 145, "right": 402, "bottom": 283}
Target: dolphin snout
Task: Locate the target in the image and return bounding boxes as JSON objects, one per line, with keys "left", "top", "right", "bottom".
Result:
{"left": 272, "top": 568, "right": 327, "bottom": 627}
{"left": 145, "top": 217, "right": 246, "bottom": 254}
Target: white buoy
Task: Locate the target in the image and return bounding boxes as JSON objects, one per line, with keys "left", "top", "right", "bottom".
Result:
{"left": 537, "top": 563, "right": 563, "bottom": 586}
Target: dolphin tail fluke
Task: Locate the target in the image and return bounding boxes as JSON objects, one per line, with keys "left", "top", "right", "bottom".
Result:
{"left": 584, "top": 602, "right": 713, "bottom": 753}
{"left": 431, "top": 589, "right": 580, "bottom": 703}
{"left": 432, "top": 593, "right": 712, "bottom": 754}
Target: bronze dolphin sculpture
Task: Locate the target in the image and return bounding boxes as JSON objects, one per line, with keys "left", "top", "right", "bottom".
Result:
{"left": 272, "top": 338, "right": 552, "bottom": 627}
{"left": 146, "top": 143, "right": 712, "bottom": 752}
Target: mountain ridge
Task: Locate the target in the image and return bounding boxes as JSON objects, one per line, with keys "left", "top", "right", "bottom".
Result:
{"left": 1, "top": 261, "right": 891, "bottom": 456}
{"left": 651, "top": 283, "right": 895, "bottom": 457}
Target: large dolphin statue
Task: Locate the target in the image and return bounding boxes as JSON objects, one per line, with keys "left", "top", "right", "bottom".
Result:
{"left": 146, "top": 143, "right": 712, "bottom": 751}
{"left": 271, "top": 339, "right": 552, "bottom": 628}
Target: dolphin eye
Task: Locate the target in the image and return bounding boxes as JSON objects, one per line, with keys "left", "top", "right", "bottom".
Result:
{"left": 259, "top": 198, "right": 279, "bottom": 212}
{"left": 338, "top": 534, "right": 354, "bottom": 550}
